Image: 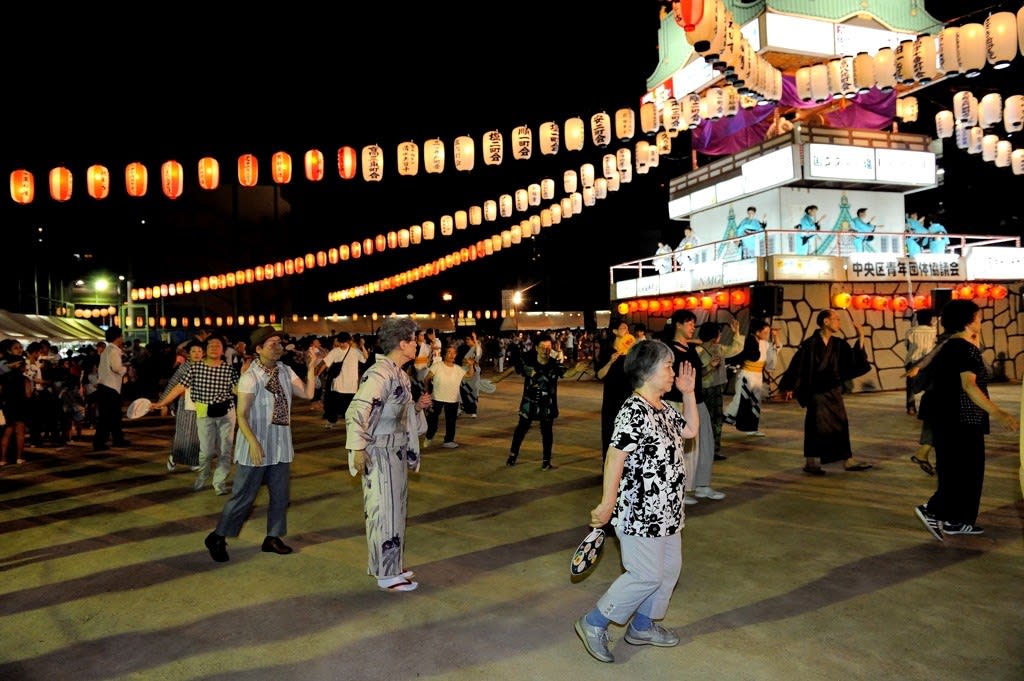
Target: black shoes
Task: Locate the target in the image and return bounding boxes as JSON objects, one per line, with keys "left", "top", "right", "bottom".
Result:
{"left": 261, "top": 536, "right": 293, "bottom": 555}
{"left": 205, "top": 532, "right": 229, "bottom": 562}
{"left": 802, "top": 466, "right": 826, "bottom": 476}
{"left": 506, "top": 453, "right": 518, "bottom": 467}
{"left": 541, "top": 461, "right": 555, "bottom": 471}
{"left": 714, "top": 453, "right": 727, "bottom": 461}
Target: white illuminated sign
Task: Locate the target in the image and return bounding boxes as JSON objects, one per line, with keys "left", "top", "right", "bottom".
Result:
{"left": 834, "top": 23, "right": 913, "bottom": 55}
{"left": 615, "top": 279, "right": 637, "bottom": 299}
{"left": 764, "top": 13, "right": 835, "bottom": 55}
{"left": 659, "top": 270, "right": 692, "bottom": 294}
{"left": 847, "top": 256, "right": 962, "bottom": 281}
{"left": 807, "top": 144, "right": 875, "bottom": 181}
{"left": 742, "top": 146, "right": 797, "bottom": 193}
{"left": 671, "top": 58, "right": 717, "bottom": 98}
{"left": 964, "top": 247, "right": 1024, "bottom": 280}
{"left": 690, "top": 186, "right": 717, "bottom": 211}
{"left": 874, "top": 148, "right": 936, "bottom": 185}
{"left": 668, "top": 194, "right": 691, "bottom": 219}
{"left": 636, "top": 275, "right": 661, "bottom": 297}
{"left": 716, "top": 175, "right": 746, "bottom": 202}
{"left": 691, "top": 261, "right": 725, "bottom": 290}
{"left": 769, "top": 255, "right": 840, "bottom": 280}
{"left": 723, "top": 258, "right": 760, "bottom": 286}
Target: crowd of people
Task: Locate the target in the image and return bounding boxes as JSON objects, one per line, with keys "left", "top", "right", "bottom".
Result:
{"left": 1, "top": 306, "right": 1017, "bottom": 664}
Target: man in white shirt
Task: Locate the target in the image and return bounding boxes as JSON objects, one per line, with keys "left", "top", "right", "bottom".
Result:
{"left": 93, "top": 326, "right": 129, "bottom": 451}
{"left": 412, "top": 329, "right": 432, "bottom": 389}
{"left": 318, "top": 332, "right": 369, "bottom": 429}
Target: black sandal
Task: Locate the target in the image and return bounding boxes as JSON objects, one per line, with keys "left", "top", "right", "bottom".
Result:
{"left": 910, "top": 456, "right": 935, "bottom": 476}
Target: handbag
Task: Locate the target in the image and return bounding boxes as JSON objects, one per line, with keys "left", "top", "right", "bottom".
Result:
{"left": 207, "top": 400, "right": 232, "bottom": 417}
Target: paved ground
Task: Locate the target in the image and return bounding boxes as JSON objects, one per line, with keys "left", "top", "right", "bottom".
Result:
{"left": 1, "top": 374, "right": 1021, "bottom": 681}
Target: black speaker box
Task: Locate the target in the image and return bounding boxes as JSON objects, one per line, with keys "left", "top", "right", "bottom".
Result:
{"left": 750, "top": 285, "right": 783, "bottom": 318}
{"left": 932, "top": 288, "right": 953, "bottom": 315}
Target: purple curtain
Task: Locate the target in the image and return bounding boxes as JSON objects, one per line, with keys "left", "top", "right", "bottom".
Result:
{"left": 691, "top": 75, "right": 897, "bottom": 157}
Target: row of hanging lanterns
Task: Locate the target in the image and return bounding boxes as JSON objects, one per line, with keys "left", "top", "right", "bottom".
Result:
{"left": 935, "top": 91, "right": 1024, "bottom": 173}
{"left": 832, "top": 284, "right": 1008, "bottom": 312}
{"left": 615, "top": 288, "right": 751, "bottom": 316}
{"left": 132, "top": 139, "right": 655, "bottom": 301}
{"left": 117, "top": 314, "right": 279, "bottom": 329}
{"left": 6, "top": 103, "right": 667, "bottom": 205}
{"left": 788, "top": 7, "right": 1024, "bottom": 105}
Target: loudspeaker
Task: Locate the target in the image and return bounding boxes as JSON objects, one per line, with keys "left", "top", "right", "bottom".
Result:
{"left": 932, "top": 288, "right": 953, "bottom": 316}
{"left": 750, "top": 285, "right": 783, "bottom": 318}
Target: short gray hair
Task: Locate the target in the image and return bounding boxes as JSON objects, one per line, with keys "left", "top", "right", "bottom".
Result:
{"left": 623, "top": 339, "right": 672, "bottom": 389}
{"left": 377, "top": 318, "right": 418, "bottom": 354}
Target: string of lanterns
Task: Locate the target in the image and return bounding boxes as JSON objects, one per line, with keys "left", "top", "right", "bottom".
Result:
{"left": 615, "top": 289, "right": 750, "bottom": 316}
{"left": 832, "top": 283, "right": 1009, "bottom": 312}
{"left": 934, "top": 90, "right": 1024, "bottom": 172}
{"left": 111, "top": 308, "right": 525, "bottom": 331}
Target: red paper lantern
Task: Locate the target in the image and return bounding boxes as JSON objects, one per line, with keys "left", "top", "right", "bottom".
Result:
{"left": 638, "top": 299, "right": 649, "bottom": 311}
{"left": 161, "top": 160, "right": 184, "bottom": 199}
{"left": 672, "top": 0, "right": 704, "bottom": 31}
{"left": 714, "top": 291, "right": 729, "bottom": 306}
{"left": 338, "top": 146, "right": 358, "bottom": 180}
{"left": 649, "top": 300, "right": 662, "bottom": 313}
{"left": 892, "top": 296, "right": 909, "bottom": 312}
{"left": 990, "top": 285, "right": 1008, "bottom": 299}
{"left": 852, "top": 294, "right": 872, "bottom": 310}
{"left": 304, "top": 149, "right": 325, "bottom": 181}
{"left": 238, "top": 154, "right": 258, "bottom": 187}
{"left": 833, "top": 292, "right": 852, "bottom": 309}
{"left": 10, "top": 169, "right": 35, "bottom": 204}
{"left": 975, "top": 284, "right": 991, "bottom": 298}
{"left": 730, "top": 290, "right": 747, "bottom": 306}
{"left": 673, "top": 297, "right": 687, "bottom": 310}
{"left": 49, "top": 166, "right": 73, "bottom": 202}
{"left": 912, "top": 294, "right": 928, "bottom": 309}
{"left": 125, "top": 162, "right": 148, "bottom": 197}
{"left": 87, "top": 165, "right": 110, "bottom": 199}
{"left": 271, "top": 151, "right": 292, "bottom": 184}
{"left": 198, "top": 157, "right": 220, "bottom": 190}
{"left": 958, "top": 284, "right": 975, "bottom": 300}
{"left": 294, "top": 257, "right": 304, "bottom": 274}
{"left": 685, "top": 296, "right": 699, "bottom": 309}
{"left": 628, "top": 301, "right": 639, "bottom": 312}
{"left": 316, "top": 251, "right": 327, "bottom": 267}
{"left": 871, "top": 295, "right": 889, "bottom": 311}
{"left": 700, "top": 296, "right": 714, "bottom": 310}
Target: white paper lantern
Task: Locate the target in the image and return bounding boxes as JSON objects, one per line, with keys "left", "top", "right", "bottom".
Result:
{"left": 648, "top": 148, "right": 659, "bottom": 168}
{"left": 550, "top": 204, "right": 562, "bottom": 224}
{"left": 591, "top": 112, "right": 611, "bottom": 147}
{"left": 662, "top": 97, "right": 682, "bottom": 132}
{"left": 639, "top": 101, "right": 658, "bottom": 134}
{"left": 540, "top": 208, "right": 552, "bottom": 228}
{"left": 499, "top": 194, "right": 513, "bottom": 218}
{"left": 469, "top": 205, "right": 482, "bottom": 225}
{"left": 657, "top": 131, "right": 672, "bottom": 155}
{"left": 953, "top": 91, "right": 978, "bottom": 126}
{"left": 1019, "top": 5, "right": 1024, "bottom": 58}
{"left": 563, "top": 170, "right": 578, "bottom": 194}
{"left": 564, "top": 117, "right": 585, "bottom": 151}
{"left": 619, "top": 164, "right": 632, "bottom": 184}
{"left": 810, "top": 63, "right": 830, "bottom": 102}
{"left": 483, "top": 200, "right": 497, "bottom": 222}
{"left": 958, "top": 23, "right": 986, "bottom": 77}
{"left": 571, "top": 192, "right": 582, "bottom": 215}
{"left": 967, "top": 126, "right": 984, "bottom": 154}
{"left": 954, "top": 123, "right": 971, "bottom": 150}
{"left": 980, "top": 93, "right": 1003, "bottom": 128}
{"left": 510, "top": 225, "right": 521, "bottom": 244}
{"left": 397, "top": 229, "right": 410, "bottom": 248}
{"left": 514, "top": 189, "right": 528, "bottom": 212}
{"left": 912, "top": 35, "right": 938, "bottom": 82}
{"left": 982, "top": 134, "right": 999, "bottom": 161}
{"left": 606, "top": 172, "right": 620, "bottom": 192}
{"left": 420, "top": 139, "right": 442, "bottom": 174}
{"left": 530, "top": 214, "right": 540, "bottom": 233}
{"left": 995, "top": 140, "right": 1012, "bottom": 167}
{"left": 852, "top": 52, "right": 873, "bottom": 93}
{"left": 828, "top": 57, "right": 856, "bottom": 99}
{"left": 594, "top": 178, "right": 607, "bottom": 200}
{"left": 440, "top": 215, "right": 454, "bottom": 236}
{"left": 724, "top": 86, "right": 740, "bottom": 116}
{"left": 527, "top": 183, "right": 541, "bottom": 207}
{"left": 512, "top": 125, "right": 533, "bottom": 160}
{"left": 1004, "top": 95, "right": 1024, "bottom": 132}
{"left": 361, "top": 144, "right": 384, "bottom": 182}
{"left": 1011, "top": 149, "right": 1024, "bottom": 175}
{"left": 454, "top": 210, "right": 468, "bottom": 230}
{"left": 410, "top": 225, "right": 422, "bottom": 244}
{"left": 873, "top": 48, "right": 896, "bottom": 91}
{"left": 541, "top": 178, "right": 555, "bottom": 200}
{"left": 454, "top": 135, "right": 475, "bottom": 171}
{"left": 897, "top": 97, "right": 918, "bottom": 123}
{"left": 490, "top": 235, "right": 501, "bottom": 252}
{"left": 935, "top": 110, "right": 954, "bottom": 138}
{"left": 615, "top": 108, "right": 635, "bottom": 141}
{"left": 985, "top": 12, "right": 1016, "bottom": 69}
{"left": 580, "top": 163, "right": 595, "bottom": 189}
{"left": 616, "top": 148, "right": 632, "bottom": 172}
{"left": 681, "top": 93, "right": 702, "bottom": 129}
{"left": 794, "top": 67, "right": 812, "bottom": 102}
{"left": 406, "top": 140, "right": 434, "bottom": 175}
{"left": 602, "top": 154, "right": 617, "bottom": 180}
{"left": 937, "top": 27, "right": 960, "bottom": 75}
{"left": 422, "top": 220, "right": 436, "bottom": 240}
{"left": 704, "top": 87, "right": 726, "bottom": 119}
{"left": 894, "top": 39, "right": 914, "bottom": 84}
{"left": 635, "top": 140, "right": 650, "bottom": 174}
{"left": 520, "top": 218, "right": 532, "bottom": 239}
{"left": 482, "top": 130, "right": 503, "bottom": 166}
{"left": 539, "top": 121, "right": 560, "bottom": 155}
{"left": 560, "top": 196, "right": 573, "bottom": 218}
{"left": 580, "top": 187, "right": 593, "bottom": 207}
{"left": 501, "top": 230, "right": 512, "bottom": 248}
{"left": 686, "top": 0, "right": 724, "bottom": 56}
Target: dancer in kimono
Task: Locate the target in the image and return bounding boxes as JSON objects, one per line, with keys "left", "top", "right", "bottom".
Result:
{"left": 736, "top": 207, "right": 766, "bottom": 259}
{"left": 850, "top": 208, "right": 876, "bottom": 253}
{"left": 796, "top": 205, "right": 824, "bottom": 255}
{"left": 778, "top": 309, "right": 873, "bottom": 475}
{"left": 654, "top": 242, "right": 673, "bottom": 274}
{"left": 346, "top": 318, "right": 433, "bottom": 592}
{"left": 926, "top": 218, "right": 949, "bottom": 253}
{"left": 905, "top": 211, "right": 929, "bottom": 256}
{"left": 674, "top": 226, "right": 699, "bottom": 270}
{"left": 724, "top": 319, "right": 779, "bottom": 437}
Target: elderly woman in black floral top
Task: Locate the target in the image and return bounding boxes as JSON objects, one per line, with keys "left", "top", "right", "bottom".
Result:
{"left": 574, "top": 339, "right": 698, "bottom": 664}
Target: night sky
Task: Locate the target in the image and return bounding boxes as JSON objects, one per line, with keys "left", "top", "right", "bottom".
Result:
{"left": 1, "top": 1, "right": 1019, "bottom": 323}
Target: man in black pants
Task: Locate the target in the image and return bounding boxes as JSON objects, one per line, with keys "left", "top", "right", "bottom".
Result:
{"left": 93, "top": 325, "right": 130, "bottom": 452}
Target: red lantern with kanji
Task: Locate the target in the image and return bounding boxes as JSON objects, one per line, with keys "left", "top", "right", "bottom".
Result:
{"left": 271, "top": 151, "right": 292, "bottom": 184}
{"left": 198, "top": 157, "right": 220, "bottom": 190}
{"left": 672, "top": 0, "right": 704, "bottom": 31}
{"left": 338, "top": 146, "right": 358, "bottom": 180}
{"left": 87, "top": 165, "right": 110, "bottom": 199}
{"left": 10, "top": 169, "right": 35, "bottom": 204}
{"left": 238, "top": 154, "right": 258, "bottom": 187}
{"left": 125, "top": 162, "right": 148, "bottom": 197}
{"left": 161, "top": 160, "right": 184, "bottom": 199}
{"left": 304, "top": 149, "right": 325, "bottom": 181}
{"left": 49, "top": 166, "right": 73, "bottom": 202}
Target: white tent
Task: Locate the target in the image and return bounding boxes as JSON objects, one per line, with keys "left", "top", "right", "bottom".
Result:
{"left": 0, "top": 310, "right": 105, "bottom": 344}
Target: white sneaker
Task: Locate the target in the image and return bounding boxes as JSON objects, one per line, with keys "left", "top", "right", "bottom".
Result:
{"left": 683, "top": 494, "right": 698, "bottom": 505}
{"left": 166, "top": 455, "right": 176, "bottom": 472}
{"left": 323, "top": 423, "right": 335, "bottom": 430}
{"left": 468, "top": 413, "right": 477, "bottom": 419}
{"left": 746, "top": 431, "right": 767, "bottom": 437}
{"left": 695, "top": 486, "right": 726, "bottom": 500}
{"left": 442, "top": 441, "right": 460, "bottom": 449}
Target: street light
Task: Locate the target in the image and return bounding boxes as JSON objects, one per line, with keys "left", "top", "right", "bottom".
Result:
{"left": 512, "top": 290, "right": 522, "bottom": 331}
